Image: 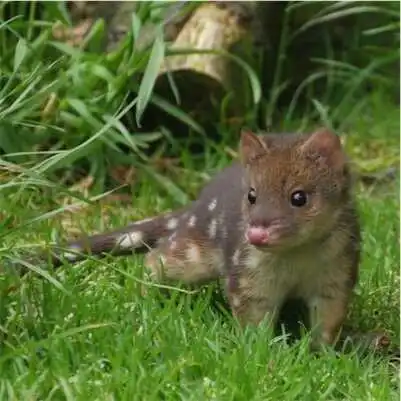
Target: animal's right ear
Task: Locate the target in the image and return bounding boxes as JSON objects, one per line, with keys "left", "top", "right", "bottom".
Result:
{"left": 239, "top": 130, "right": 269, "bottom": 165}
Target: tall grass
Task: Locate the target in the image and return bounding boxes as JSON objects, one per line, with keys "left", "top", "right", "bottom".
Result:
{"left": 1, "top": 1, "right": 398, "bottom": 189}
{"left": 0, "top": 2, "right": 200, "bottom": 189}
{"left": 261, "top": 1, "right": 400, "bottom": 131}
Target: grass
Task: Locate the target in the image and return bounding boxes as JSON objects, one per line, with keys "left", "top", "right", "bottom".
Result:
{"left": 0, "top": 121, "right": 399, "bottom": 400}
{"left": 0, "top": 1, "right": 400, "bottom": 400}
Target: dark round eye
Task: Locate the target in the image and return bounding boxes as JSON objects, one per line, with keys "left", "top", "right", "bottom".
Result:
{"left": 248, "top": 187, "right": 257, "bottom": 205}
{"left": 290, "top": 190, "right": 307, "bottom": 207}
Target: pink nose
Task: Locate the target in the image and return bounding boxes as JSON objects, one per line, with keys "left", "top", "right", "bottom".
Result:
{"left": 246, "top": 227, "right": 269, "bottom": 245}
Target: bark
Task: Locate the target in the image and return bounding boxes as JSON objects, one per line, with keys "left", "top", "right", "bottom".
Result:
{"left": 154, "top": 2, "right": 257, "bottom": 128}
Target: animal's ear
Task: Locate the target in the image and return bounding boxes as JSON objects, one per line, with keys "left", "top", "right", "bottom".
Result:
{"left": 239, "top": 130, "right": 269, "bottom": 165}
{"left": 300, "top": 128, "right": 346, "bottom": 170}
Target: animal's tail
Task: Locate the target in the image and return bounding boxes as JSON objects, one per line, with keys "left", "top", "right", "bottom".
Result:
{"left": 30, "top": 207, "right": 190, "bottom": 270}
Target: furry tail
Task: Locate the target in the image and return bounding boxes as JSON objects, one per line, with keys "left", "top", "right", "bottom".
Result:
{"left": 41, "top": 207, "right": 190, "bottom": 269}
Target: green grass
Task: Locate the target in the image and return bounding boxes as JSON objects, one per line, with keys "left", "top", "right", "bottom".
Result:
{"left": 0, "top": 124, "right": 399, "bottom": 400}
{"left": 0, "top": 1, "right": 400, "bottom": 400}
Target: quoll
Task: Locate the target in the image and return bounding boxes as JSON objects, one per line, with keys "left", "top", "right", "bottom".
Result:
{"left": 25, "top": 129, "right": 362, "bottom": 349}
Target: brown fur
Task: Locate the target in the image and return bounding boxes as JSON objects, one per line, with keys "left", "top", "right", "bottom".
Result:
{"left": 233, "top": 129, "right": 360, "bottom": 347}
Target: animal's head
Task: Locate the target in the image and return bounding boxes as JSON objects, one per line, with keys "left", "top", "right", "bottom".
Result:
{"left": 239, "top": 128, "right": 352, "bottom": 251}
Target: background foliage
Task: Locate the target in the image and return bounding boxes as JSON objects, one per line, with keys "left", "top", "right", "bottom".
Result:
{"left": 0, "top": 1, "right": 399, "bottom": 192}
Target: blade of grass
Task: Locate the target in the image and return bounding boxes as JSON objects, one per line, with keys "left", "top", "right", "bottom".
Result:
{"left": 136, "top": 28, "right": 165, "bottom": 126}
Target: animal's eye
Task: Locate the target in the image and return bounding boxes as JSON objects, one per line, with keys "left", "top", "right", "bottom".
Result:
{"left": 248, "top": 187, "right": 257, "bottom": 205}
{"left": 290, "top": 190, "right": 307, "bottom": 207}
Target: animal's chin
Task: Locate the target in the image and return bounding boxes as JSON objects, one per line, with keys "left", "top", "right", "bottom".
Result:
{"left": 248, "top": 238, "right": 289, "bottom": 251}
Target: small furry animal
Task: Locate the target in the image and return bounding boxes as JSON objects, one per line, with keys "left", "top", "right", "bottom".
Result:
{"left": 29, "top": 128, "right": 362, "bottom": 349}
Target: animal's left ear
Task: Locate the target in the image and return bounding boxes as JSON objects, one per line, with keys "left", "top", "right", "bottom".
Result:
{"left": 239, "top": 129, "right": 269, "bottom": 165}
{"left": 300, "top": 128, "right": 346, "bottom": 170}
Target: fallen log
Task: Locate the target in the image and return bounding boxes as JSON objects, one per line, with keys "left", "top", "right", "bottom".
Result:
{"left": 154, "top": 2, "right": 259, "bottom": 131}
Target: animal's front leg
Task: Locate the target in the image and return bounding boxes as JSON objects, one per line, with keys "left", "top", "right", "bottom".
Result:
{"left": 309, "top": 293, "right": 350, "bottom": 349}
{"left": 230, "top": 295, "right": 281, "bottom": 328}
{"left": 225, "top": 269, "right": 284, "bottom": 328}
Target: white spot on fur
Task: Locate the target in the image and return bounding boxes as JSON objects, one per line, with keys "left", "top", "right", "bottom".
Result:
{"left": 208, "top": 219, "right": 218, "bottom": 239}
{"left": 208, "top": 198, "right": 217, "bottom": 211}
{"left": 232, "top": 249, "right": 241, "bottom": 265}
{"left": 61, "top": 244, "right": 82, "bottom": 261}
{"left": 170, "top": 241, "right": 177, "bottom": 250}
{"left": 135, "top": 217, "right": 153, "bottom": 224}
{"left": 166, "top": 218, "right": 178, "bottom": 230}
{"left": 188, "top": 215, "right": 197, "bottom": 227}
{"left": 62, "top": 250, "right": 79, "bottom": 261}
{"left": 186, "top": 244, "right": 200, "bottom": 262}
{"left": 218, "top": 212, "right": 227, "bottom": 238}
{"left": 118, "top": 231, "right": 143, "bottom": 249}
{"left": 232, "top": 297, "right": 241, "bottom": 307}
